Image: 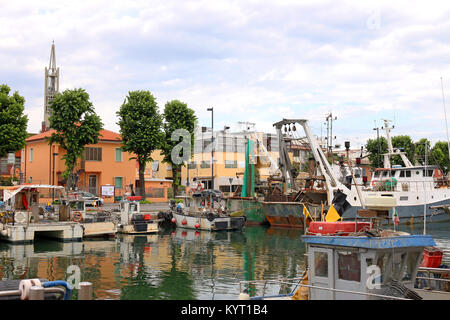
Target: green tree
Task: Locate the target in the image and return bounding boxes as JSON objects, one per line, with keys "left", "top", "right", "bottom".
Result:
{"left": 365, "top": 136, "right": 387, "bottom": 168}
{"left": 432, "top": 141, "right": 450, "bottom": 174}
{"left": 117, "top": 90, "right": 163, "bottom": 199}
{"left": 0, "top": 85, "right": 28, "bottom": 157}
{"left": 48, "top": 88, "right": 103, "bottom": 189}
{"left": 414, "top": 138, "right": 431, "bottom": 166}
{"left": 161, "top": 100, "right": 197, "bottom": 197}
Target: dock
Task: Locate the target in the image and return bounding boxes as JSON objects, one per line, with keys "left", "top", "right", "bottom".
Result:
{"left": 0, "top": 222, "right": 83, "bottom": 244}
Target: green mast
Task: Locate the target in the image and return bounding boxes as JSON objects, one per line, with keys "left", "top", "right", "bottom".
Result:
{"left": 241, "top": 139, "right": 255, "bottom": 198}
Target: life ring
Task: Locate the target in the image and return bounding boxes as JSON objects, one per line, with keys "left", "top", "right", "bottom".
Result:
{"left": 72, "top": 211, "right": 83, "bottom": 223}
{"left": 14, "top": 211, "right": 27, "bottom": 224}
{"left": 371, "top": 180, "right": 378, "bottom": 187}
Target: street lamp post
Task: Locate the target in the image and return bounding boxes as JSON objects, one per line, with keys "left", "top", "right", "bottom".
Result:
{"left": 207, "top": 107, "right": 214, "bottom": 190}
{"left": 207, "top": 107, "right": 214, "bottom": 210}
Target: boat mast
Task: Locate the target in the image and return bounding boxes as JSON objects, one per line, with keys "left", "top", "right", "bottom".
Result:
{"left": 440, "top": 77, "right": 450, "bottom": 165}
{"left": 382, "top": 119, "right": 413, "bottom": 168}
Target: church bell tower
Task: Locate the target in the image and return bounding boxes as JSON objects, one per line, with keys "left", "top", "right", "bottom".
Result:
{"left": 43, "top": 41, "right": 59, "bottom": 131}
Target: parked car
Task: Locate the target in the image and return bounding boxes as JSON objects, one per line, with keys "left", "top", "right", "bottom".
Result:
{"left": 71, "top": 191, "right": 104, "bottom": 206}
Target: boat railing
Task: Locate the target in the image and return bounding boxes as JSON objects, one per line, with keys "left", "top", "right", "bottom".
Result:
{"left": 415, "top": 266, "right": 450, "bottom": 293}
{"left": 361, "top": 179, "right": 444, "bottom": 193}
{"left": 239, "top": 277, "right": 414, "bottom": 300}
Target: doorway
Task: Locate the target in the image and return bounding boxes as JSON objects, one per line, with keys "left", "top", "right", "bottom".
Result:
{"left": 88, "top": 174, "right": 98, "bottom": 195}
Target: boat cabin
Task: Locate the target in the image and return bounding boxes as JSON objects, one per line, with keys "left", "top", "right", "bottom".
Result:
{"left": 370, "top": 165, "right": 447, "bottom": 191}
{"left": 302, "top": 234, "right": 435, "bottom": 300}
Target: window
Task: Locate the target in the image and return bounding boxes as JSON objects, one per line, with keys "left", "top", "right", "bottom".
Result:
{"left": 188, "top": 162, "right": 197, "bottom": 169}
{"left": 400, "top": 196, "right": 408, "bottom": 201}
{"left": 225, "top": 160, "right": 237, "bottom": 168}
{"left": 400, "top": 170, "right": 405, "bottom": 178}
{"left": 382, "top": 171, "right": 388, "bottom": 177}
{"left": 266, "top": 136, "right": 272, "bottom": 152}
{"left": 21, "top": 149, "right": 25, "bottom": 163}
{"left": 152, "top": 161, "right": 159, "bottom": 172}
{"left": 115, "top": 148, "right": 122, "bottom": 162}
{"left": 314, "top": 252, "right": 328, "bottom": 277}
{"left": 374, "top": 171, "right": 380, "bottom": 178}
{"left": 85, "top": 147, "right": 102, "bottom": 161}
{"left": 338, "top": 251, "right": 361, "bottom": 282}
{"left": 200, "top": 161, "right": 211, "bottom": 168}
{"left": 114, "top": 177, "right": 123, "bottom": 189}
{"left": 406, "top": 170, "right": 411, "bottom": 178}
{"left": 29, "top": 148, "right": 34, "bottom": 162}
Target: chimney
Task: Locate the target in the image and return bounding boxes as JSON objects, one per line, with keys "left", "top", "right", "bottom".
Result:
{"left": 41, "top": 121, "right": 47, "bottom": 133}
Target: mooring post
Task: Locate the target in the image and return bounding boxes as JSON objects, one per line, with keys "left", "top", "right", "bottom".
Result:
{"left": 78, "top": 282, "right": 93, "bottom": 300}
{"left": 29, "top": 286, "right": 44, "bottom": 300}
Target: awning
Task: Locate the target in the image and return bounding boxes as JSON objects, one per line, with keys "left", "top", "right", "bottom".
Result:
{"left": 2, "top": 184, "right": 65, "bottom": 202}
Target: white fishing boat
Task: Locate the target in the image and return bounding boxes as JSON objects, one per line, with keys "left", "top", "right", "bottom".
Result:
{"left": 167, "top": 190, "right": 246, "bottom": 231}
{"left": 65, "top": 197, "right": 116, "bottom": 238}
{"left": 276, "top": 118, "right": 450, "bottom": 224}
{"left": 116, "top": 197, "right": 159, "bottom": 234}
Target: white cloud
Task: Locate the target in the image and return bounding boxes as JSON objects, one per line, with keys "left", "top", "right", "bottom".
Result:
{"left": 2, "top": 0, "right": 450, "bottom": 149}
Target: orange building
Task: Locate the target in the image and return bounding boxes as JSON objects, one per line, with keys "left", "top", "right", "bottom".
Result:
{"left": 21, "top": 129, "right": 172, "bottom": 203}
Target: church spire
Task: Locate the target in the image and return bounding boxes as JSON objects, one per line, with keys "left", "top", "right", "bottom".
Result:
{"left": 43, "top": 41, "right": 60, "bottom": 132}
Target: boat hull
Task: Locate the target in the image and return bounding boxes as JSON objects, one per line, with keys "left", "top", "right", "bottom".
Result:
{"left": 118, "top": 222, "right": 159, "bottom": 234}
{"left": 343, "top": 198, "right": 450, "bottom": 225}
{"left": 172, "top": 212, "right": 245, "bottom": 231}
{"left": 261, "top": 202, "right": 320, "bottom": 228}
{"left": 226, "top": 198, "right": 267, "bottom": 225}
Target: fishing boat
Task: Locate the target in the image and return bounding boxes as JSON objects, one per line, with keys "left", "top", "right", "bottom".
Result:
{"left": 225, "top": 138, "right": 268, "bottom": 225}
{"left": 238, "top": 197, "right": 450, "bottom": 300}
{"left": 65, "top": 197, "right": 116, "bottom": 238}
{"left": 116, "top": 196, "right": 159, "bottom": 234}
{"left": 260, "top": 120, "right": 333, "bottom": 228}
{"left": 0, "top": 185, "right": 84, "bottom": 243}
{"left": 167, "top": 190, "right": 245, "bottom": 231}
{"left": 272, "top": 118, "right": 450, "bottom": 225}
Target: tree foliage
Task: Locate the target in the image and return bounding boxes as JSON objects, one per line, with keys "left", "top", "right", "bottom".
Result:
{"left": 0, "top": 84, "right": 28, "bottom": 157}
{"left": 365, "top": 136, "right": 387, "bottom": 167}
{"left": 365, "top": 134, "right": 449, "bottom": 173}
{"left": 48, "top": 88, "right": 103, "bottom": 184}
{"left": 161, "top": 100, "right": 197, "bottom": 196}
{"left": 117, "top": 90, "right": 164, "bottom": 199}
{"left": 432, "top": 141, "right": 449, "bottom": 173}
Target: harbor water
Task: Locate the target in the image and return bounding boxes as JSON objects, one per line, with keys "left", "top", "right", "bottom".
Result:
{"left": 0, "top": 221, "right": 449, "bottom": 300}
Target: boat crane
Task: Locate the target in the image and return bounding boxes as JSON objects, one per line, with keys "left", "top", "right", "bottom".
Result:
{"left": 381, "top": 119, "right": 413, "bottom": 168}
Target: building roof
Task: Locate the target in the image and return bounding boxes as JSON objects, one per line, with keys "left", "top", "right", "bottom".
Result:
{"left": 26, "top": 128, "right": 122, "bottom": 143}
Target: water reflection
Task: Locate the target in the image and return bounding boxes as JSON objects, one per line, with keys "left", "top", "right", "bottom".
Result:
{"left": 0, "top": 225, "right": 328, "bottom": 299}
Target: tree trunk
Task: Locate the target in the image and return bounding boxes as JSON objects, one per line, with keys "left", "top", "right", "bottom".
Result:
{"left": 139, "top": 160, "right": 146, "bottom": 200}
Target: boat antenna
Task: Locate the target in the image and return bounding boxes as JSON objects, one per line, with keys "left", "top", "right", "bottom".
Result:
{"left": 440, "top": 77, "right": 450, "bottom": 165}
{"left": 424, "top": 142, "right": 428, "bottom": 235}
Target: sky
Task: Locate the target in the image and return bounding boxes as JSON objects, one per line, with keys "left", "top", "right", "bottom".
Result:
{"left": 2, "top": 0, "right": 450, "bottom": 150}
